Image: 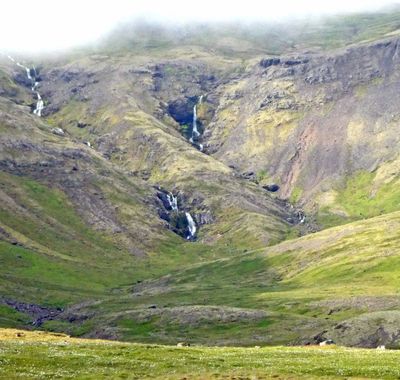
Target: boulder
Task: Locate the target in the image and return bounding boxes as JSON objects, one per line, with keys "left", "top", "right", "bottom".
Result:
{"left": 319, "top": 339, "right": 335, "bottom": 346}
{"left": 260, "top": 58, "right": 281, "bottom": 68}
{"left": 77, "top": 121, "right": 88, "bottom": 128}
{"left": 263, "top": 184, "right": 280, "bottom": 192}
{"left": 51, "top": 128, "right": 65, "bottom": 136}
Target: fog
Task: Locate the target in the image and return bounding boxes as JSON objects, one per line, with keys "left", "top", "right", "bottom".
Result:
{"left": 1, "top": 0, "right": 399, "bottom": 53}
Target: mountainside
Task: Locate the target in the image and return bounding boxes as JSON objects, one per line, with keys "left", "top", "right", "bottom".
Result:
{"left": 1, "top": 9, "right": 400, "bottom": 348}
{"left": 205, "top": 36, "right": 400, "bottom": 227}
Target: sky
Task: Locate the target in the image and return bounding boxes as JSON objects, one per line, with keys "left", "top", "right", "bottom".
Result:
{"left": 0, "top": 0, "right": 399, "bottom": 52}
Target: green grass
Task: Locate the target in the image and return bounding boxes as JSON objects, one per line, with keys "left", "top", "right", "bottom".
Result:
{"left": 289, "top": 186, "right": 303, "bottom": 204}
{"left": 79, "top": 209, "right": 400, "bottom": 345}
{"left": 340, "top": 171, "right": 400, "bottom": 218}
{"left": 3, "top": 166, "right": 400, "bottom": 346}
{"left": 318, "top": 170, "right": 400, "bottom": 228}
{"left": 0, "top": 306, "right": 30, "bottom": 328}
{"left": 0, "top": 170, "right": 291, "bottom": 340}
{"left": 1, "top": 329, "right": 400, "bottom": 379}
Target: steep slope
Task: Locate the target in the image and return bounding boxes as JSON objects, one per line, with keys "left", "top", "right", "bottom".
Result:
{"left": 0, "top": 54, "right": 299, "bottom": 332}
{"left": 204, "top": 36, "right": 400, "bottom": 227}
{"left": 0, "top": 92, "right": 197, "bottom": 309}
{"left": 6, "top": 51, "right": 300, "bottom": 247}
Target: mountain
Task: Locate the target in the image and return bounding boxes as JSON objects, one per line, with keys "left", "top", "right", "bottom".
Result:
{"left": 1, "top": 8, "right": 400, "bottom": 348}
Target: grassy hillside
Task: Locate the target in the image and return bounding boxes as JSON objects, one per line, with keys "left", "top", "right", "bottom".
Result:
{"left": 0, "top": 63, "right": 296, "bottom": 338}
{"left": 1, "top": 73, "right": 400, "bottom": 345}
{"left": 32, "top": 209, "right": 400, "bottom": 347}
{"left": 1, "top": 329, "right": 400, "bottom": 379}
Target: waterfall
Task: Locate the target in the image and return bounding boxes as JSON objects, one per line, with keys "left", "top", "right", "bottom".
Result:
{"left": 189, "top": 95, "right": 204, "bottom": 151}
{"left": 298, "top": 210, "right": 306, "bottom": 224}
{"left": 167, "top": 193, "right": 178, "bottom": 212}
{"left": 185, "top": 212, "right": 196, "bottom": 240}
{"left": 33, "top": 92, "right": 44, "bottom": 116}
{"left": 156, "top": 188, "right": 197, "bottom": 240}
{"left": 190, "top": 102, "right": 200, "bottom": 143}
{"left": 8, "top": 56, "right": 44, "bottom": 117}
{"left": 16, "top": 62, "right": 32, "bottom": 80}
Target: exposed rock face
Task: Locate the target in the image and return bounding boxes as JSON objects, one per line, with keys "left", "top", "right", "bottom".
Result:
{"left": 21, "top": 52, "right": 296, "bottom": 247}
{"left": 318, "top": 311, "right": 400, "bottom": 348}
{"left": 167, "top": 98, "right": 196, "bottom": 125}
{"left": 204, "top": 37, "right": 400, "bottom": 214}
{"left": 260, "top": 58, "right": 281, "bottom": 68}
{"left": 155, "top": 187, "right": 214, "bottom": 240}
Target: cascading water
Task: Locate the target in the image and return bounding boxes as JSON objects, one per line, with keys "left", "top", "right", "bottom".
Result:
{"left": 159, "top": 190, "right": 197, "bottom": 240}
{"left": 33, "top": 93, "right": 44, "bottom": 116}
{"left": 189, "top": 95, "right": 204, "bottom": 151}
{"left": 185, "top": 212, "right": 197, "bottom": 240}
{"left": 167, "top": 193, "right": 197, "bottom": 240}
{"left": 166, "top": 192, "right": 196, "bottom": 239}
{"left": 7, "top": 56, "right": 44, "bottom": 116}
{"left": 167, "top": 193, "right": 178, "bottom": 212}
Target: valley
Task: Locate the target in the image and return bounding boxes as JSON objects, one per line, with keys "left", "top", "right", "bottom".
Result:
{"left": 1, "top": 6, "right": 400, "bottom": 361}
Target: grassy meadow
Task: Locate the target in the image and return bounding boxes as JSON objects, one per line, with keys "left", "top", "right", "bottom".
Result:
{"left": 1, "top": 329, "right": 400, "bottom": 379}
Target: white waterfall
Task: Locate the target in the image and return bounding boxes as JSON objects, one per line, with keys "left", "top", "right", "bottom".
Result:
{"left": 185, "top": 212, "right": 196, "bottom": 239}
{"left": 189, "top": 95, "right": 206, "bottom": 147}
{"left": 16, "top": 62, "right": 32, "bottom": 80}
{"left": 33, "top": 92, "right": 44, "bottom": 116}
{"left": 8, "top": 56, "right": 44, "bottom": 117}
{"left": 167, "top": 193, "right": 178, "bottom": 212}
{"left": 190, "top": 101, "right": 200, "bottom": 143}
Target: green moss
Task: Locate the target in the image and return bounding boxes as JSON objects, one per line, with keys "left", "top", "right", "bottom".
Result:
{"left": 179, "top": 123, "right": 191, "bottom": 138}
{"left": 255, "top": 169, "right": 269, "bottom": 184}
{"left": 41, "top": 320, "right": 94, "bottom": 337}
{"left": 290, "top": 186, "right": 303, "bottom": 203}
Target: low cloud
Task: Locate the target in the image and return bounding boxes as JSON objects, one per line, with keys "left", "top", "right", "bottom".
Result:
{"left": 0, "top": 0, "right": 399, "bottom": 53}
